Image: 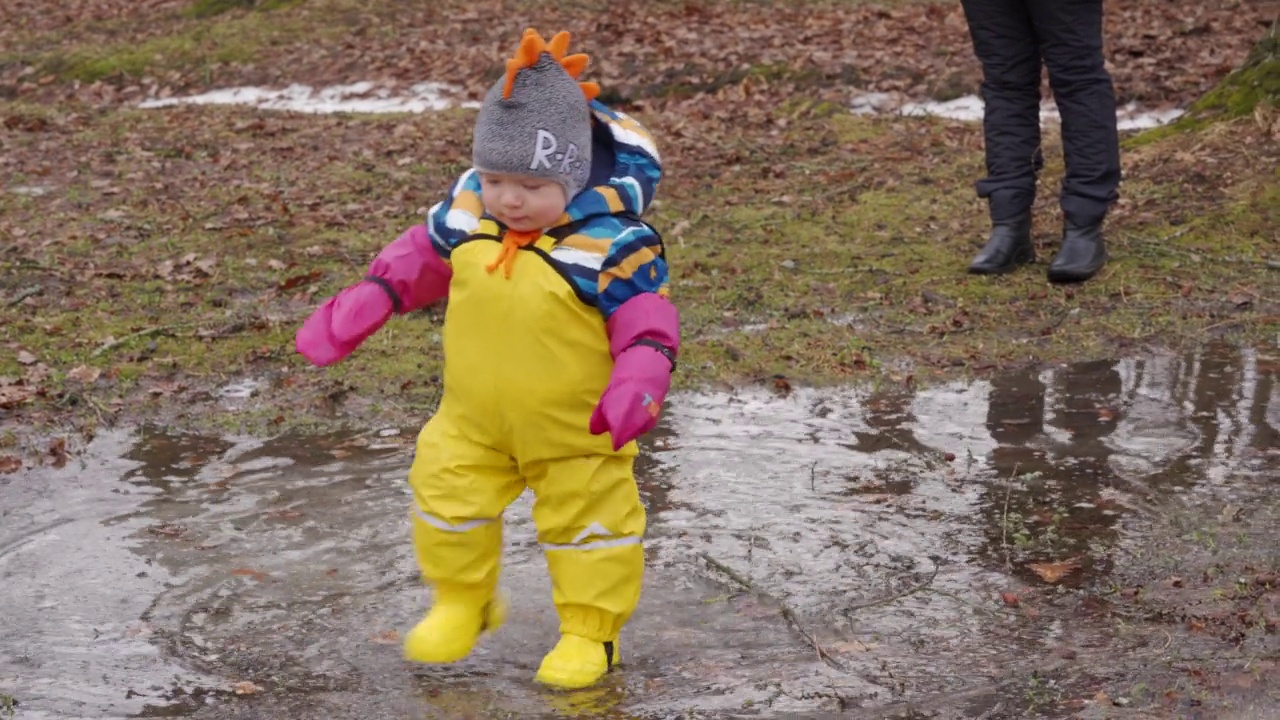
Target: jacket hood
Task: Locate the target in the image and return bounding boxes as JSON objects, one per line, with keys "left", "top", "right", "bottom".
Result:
{"left": 559, "top": 100, "right": 662, "bottom": 223}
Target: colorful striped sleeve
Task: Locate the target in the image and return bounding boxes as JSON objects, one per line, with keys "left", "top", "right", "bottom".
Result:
{"left": 424, "top": 169, "right": 485, "bottom": 260}
{"left": 597, "top": 221, "right": 669, "bottom": 320}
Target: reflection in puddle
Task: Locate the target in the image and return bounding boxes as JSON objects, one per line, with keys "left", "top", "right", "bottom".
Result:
{"left": 0, "top": 345, "right": 1275, "bottom": 718}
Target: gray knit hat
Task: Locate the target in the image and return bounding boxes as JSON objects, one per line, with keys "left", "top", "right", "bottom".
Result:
{"left": 472, "top": 29, "right": 597, "bottom": 201}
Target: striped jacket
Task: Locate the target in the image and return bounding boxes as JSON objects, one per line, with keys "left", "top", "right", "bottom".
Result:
{"left": 425, "top": 100, "right": 667, "bottom": 320}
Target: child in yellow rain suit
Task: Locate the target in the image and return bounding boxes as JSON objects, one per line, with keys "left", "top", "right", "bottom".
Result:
{"left": 295, "top": 28, "right": 678, "bottom": 690}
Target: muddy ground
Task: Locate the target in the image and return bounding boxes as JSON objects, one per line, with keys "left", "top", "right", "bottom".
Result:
{"left": 2, "top": 0, "right": 1279, "bottom": 718}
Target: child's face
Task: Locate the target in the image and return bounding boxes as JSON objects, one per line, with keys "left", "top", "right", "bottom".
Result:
{"left": 479, "top": 172, "right": 567, "bottom": 232}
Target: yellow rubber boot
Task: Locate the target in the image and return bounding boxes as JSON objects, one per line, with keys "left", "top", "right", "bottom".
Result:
{"left": 534, "top": 634, "right": 620, "bottom": 689}
{"left": 403, "top": 592, "right": 507, "bottom": 664}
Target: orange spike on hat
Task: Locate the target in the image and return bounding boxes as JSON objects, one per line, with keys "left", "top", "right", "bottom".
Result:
{"left": 546, "top": 30, "right": 571, "bottom": 60}
{"left": 501, "top": 28, "right": 599, "bottom": 102}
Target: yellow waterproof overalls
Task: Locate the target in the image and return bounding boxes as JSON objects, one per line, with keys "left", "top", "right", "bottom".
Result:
{"left": 407, "top": 218, "right": 645, "bottom": 645}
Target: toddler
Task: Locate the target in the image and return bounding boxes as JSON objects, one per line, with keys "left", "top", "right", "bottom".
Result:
{"left": 295, "top": 28, "right": 678, "bottom": 690}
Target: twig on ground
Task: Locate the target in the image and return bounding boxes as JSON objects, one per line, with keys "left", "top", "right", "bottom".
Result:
{"left": 698, "top": 552, "right": 846, "bottom": 672}
{"left": 699, "top": 552, "right": 759, "bottom": 595}
{"left": 1201, "top": 314, "right": 1278, "bottom": 334}
{"left": 6, "top": 285, "right": 42, "bottom": 306}
{"left": 91, "top": 324, "right": 189, "bottom": 358}
{"left": 842, "top": 563, "right": 940, "bottom": 614}
{"left": 1153, "top": 226, "right": 1196, "bottom": 244}
{"left": 923, "top": 587, "right": 1005, "bottom": 617}
{"left": 84, "top": 396, "right": 108, "bottom": 426}
{"left": 1001, "top": 463, "right": 1020, "bottom": 571}
{"left": 779, "top": 605, "right": 846, "bottom": 671}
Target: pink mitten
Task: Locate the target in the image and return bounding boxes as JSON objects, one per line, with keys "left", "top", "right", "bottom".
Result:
{"left": 589, "top": 293, "right": 679, "bottom": 450}
{"left": 296, "top": 282, "right": 395, "bottom": 366}
{"left": 295, "top": 225, "right": 452, "bottom": 367}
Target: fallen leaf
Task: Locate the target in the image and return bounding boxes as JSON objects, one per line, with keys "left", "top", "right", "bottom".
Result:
{"left": 1188, "top": 618, "right": 1206, "bottom": 632}
{"left": 857, "top": 494, "right": 896, "bottom": 504}
{"left": 232, "top": 681, "right": 263, "bottom": 695}
{"left": 1218, "top": 504, "right": 1244, "bottom": 522}
{"left": 0, "top": 456, "right": 22, "bottom": 474}
{"left": 66, "top": 365, "right": 102, "bottom": 383}
{"left": 1226, "top": 290, "right": 1254, "bottom": 307}
{"left": 147, "top": 523, "right": 187, "bottom": 538}
{"left": 16, "top": 350, "right": 37, "bottom": 365}
{"left": 278, "top": 269, "right": 324, "bottom": 291}
{"left": 0, "top": 385, "right": 35, "bottom": 409}
{"left": 47, "top": 437, "right": 68, "bottom": 468}
{"left": 1221, "top": 673, "right": 1256, "bottom": 691}
{"left": 147, "top": 380, "right": 187, "bottom": 397}
{"left": 370, "top": 630, "right": 400, "bottom": 645}
{"left": 1028, "top": 558, "right": 1082, "bottom": 584}
{"left": 828, "top": 639, "right": 878, "bottom": 653}
{"left": 232, "top": 568, "right": 269, "bottom": 580}
{"left": 24, "top": 363, "right": 51, "bottom": 384}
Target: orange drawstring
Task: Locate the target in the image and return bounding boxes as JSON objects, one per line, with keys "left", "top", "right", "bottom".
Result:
{"left": 485, "top": 228, "right": 542, "bottom": 278}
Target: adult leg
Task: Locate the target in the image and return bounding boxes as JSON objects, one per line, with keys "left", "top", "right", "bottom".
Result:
{"left": 1029, "top": 0, "right": 1119, "bottom": 282}
{"left": 961, "top": 0, "right": 1044, "bottom": 274}
{"left": 403, "top": 410, "right": 525, "bottom": 663}
{"left": 524, "top": 453, "right": 646, "bottom": 689}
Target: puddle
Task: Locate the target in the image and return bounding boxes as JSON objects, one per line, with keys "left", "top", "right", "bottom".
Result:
{"left": 1, "top": 344, "right": 1276, "bottom": 719}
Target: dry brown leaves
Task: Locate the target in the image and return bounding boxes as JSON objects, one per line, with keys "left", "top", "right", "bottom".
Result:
{"left": 1027, "top": 557, "right": 1083, "bottom": 584}
{"left": 1, "top": 0, "right": 1274, "bottom": 115}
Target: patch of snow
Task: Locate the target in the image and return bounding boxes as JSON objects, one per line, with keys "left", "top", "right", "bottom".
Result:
{"left": 8, "top": 185, "right": 52, "bottom": 196}
{"left": 850, "top": 92, "right": 896, "bottom": 116}
{"left": 900, "top": 95, "right": 988, "bottom": 122}
{"left": 139, "top": 81, "right": 479, "bottom": 114}
{"left": 852, "top": 92, "right": 1184, "bottom": 130}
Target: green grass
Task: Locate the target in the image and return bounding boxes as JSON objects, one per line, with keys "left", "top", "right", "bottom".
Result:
{"left": 1124, "top": 27, "right": 1278, "bottom": 149}
{"left": 0, "top": 0, "right": 352, "bottom": 84}
{"left": 185, "top": 0, "right": 307, "bottom": 20}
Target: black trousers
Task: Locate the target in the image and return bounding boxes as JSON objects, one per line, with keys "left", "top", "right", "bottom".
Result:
{"left": 960, "top": 0, "right": 1121, "bottom": 225}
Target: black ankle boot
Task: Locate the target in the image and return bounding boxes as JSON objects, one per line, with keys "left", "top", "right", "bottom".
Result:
{"left": 1047, "top": 218, "right": 1108, "bottom": 283}
{"left": 968, "top": 213, "right": 1034, "bottom": 275}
